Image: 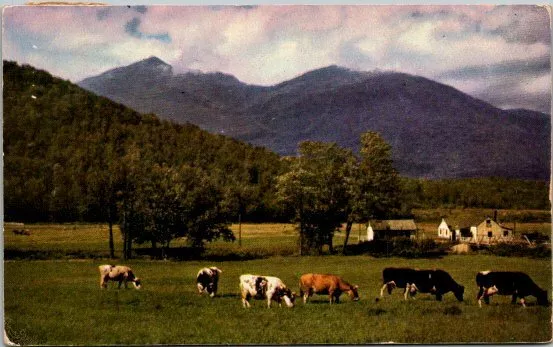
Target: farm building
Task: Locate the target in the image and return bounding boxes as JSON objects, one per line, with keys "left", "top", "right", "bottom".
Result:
{"left": 366, "top": 219, "right": 417, "bottom": 241}
{"left": 437, "top": 218, "right": 453, "bottom": 239}
{"left": 437, "top": 218, "right": 477, "bottom": 242}
{"left": 474, "top": 217, "right": 513, "bottom": 244}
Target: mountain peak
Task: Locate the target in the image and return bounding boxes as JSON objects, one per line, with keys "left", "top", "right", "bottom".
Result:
{"left": 128, "top": 56, "right": 172, "bottom": 73}
{"left": 138, "top": 56, "right": 170, "bottom": 67}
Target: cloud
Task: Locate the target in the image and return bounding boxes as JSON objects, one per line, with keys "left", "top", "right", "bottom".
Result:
{"left": 2, "top": 5, "right": 550, "bottom": 113}
{"left": 125, "top": 17, "right": 171, "bottom": 43}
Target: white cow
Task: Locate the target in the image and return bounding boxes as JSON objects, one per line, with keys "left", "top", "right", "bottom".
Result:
{"left": 196, "top": 267, "right": 222, "bottom": 297}
{"left": 239, "top": 274, "right": 296, "bottom": 308}
{"left": 99, "top": 265, "right": 141, "bottom": 289}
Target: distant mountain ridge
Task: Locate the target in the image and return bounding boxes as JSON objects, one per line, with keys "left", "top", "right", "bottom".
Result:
{"left": 79, "top": 57, "right": 551, "bottom": 180}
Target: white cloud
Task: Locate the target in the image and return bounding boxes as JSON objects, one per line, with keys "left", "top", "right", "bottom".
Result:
{"left": 2, "top": 5, "right": 550, "bottom": 112}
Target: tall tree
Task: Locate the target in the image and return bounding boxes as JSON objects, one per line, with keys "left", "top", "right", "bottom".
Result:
{"left": 277, "top": 141, "right": 354, "bottom": 255}
{"left": 342, "top": 131, "right": 404, "bottom": 253}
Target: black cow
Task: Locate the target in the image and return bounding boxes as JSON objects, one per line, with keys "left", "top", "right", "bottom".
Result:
{"left": 412, "top": 269, "right": 464, "bottom": 302}
{"left": 476, "top": 271, "right": 548, "bottom": 307}
{"left": 381, "top": 267, "right": 464, "bottom": 302}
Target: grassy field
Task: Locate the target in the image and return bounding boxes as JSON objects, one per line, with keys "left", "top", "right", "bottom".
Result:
{"left": 4, "top": 256, "right": 552, "bottom": 345}
{"left": 3, "top": 212, "right": 552, "bottom": 344}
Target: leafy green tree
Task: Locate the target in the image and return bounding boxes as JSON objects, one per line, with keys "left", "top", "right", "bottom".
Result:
{"left": 342, "top": 132, "right": 405, "bottom": 253}
{"left": 277, "top": 142, "right": 354, "bottom": 255}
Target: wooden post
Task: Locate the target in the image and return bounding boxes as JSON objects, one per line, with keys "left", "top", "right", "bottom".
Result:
{"left": 238, "top": 213, "right": 242, "bottom": 247}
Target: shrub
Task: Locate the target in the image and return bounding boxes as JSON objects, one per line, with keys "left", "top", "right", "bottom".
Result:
{"left": 485, "top": 243, "right": 551, "bottom": 258}
{"left": 346, "top": 237, "right": 447, "bottom": 258}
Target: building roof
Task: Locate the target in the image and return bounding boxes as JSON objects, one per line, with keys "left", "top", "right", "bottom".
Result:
{"left": 369, "top": 219, "right": 417, "bottom": 231}
{"left": 442, "top": 217, "right": 482, "bottom": 229}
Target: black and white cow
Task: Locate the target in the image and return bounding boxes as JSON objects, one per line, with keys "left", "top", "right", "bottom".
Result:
{"left": 381, "top": 267, "right": 418, "bottom": 300}
{"left": 381, "top": 267, "right": 464, "bottom": 301}
{"left": 196, "top": 267, "right": 222, "bottom": 298}
{"left": 476, "top": 271, "right": 548, "bottom": 308}
{"left": 411, "top": 269, "right": 464, "bottom": 302}
{"left": 239, "top": 274, "right": 296, "bottom": 308}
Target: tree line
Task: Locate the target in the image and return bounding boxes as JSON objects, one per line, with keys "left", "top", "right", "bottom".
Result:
{"left": 3, "top": 61, "right": 550, "bottom": 257}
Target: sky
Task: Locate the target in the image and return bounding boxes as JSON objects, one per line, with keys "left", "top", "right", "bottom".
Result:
{"left": 2, "top": 5, "right": 551, "bottom": 113}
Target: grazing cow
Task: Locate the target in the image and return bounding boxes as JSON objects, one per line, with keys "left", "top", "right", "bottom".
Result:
{"left": 476, "top": 271, "right": 548, "bottom": 308}
{"left": 381, "top": 267, "right": 418, "bottom": 300}
{"left": 196, "top": 267, "right": 222, "bottom": 297}
{"left": 410, "top": 269, "right": 464, "bottom": 302}
{"left": 99, "top": 265, "right": 141, "bottom": 289}
{"left": 239, "top": 274, "right": 296, "bottom": 308}
{"left": 299, "top": 273, "right": 359, "bottom": 304}
{"left": 381, "top": 267, "right": 464, "bottom": 301}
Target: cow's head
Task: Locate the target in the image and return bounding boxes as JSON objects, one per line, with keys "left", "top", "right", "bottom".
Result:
{"left": 537, "top": 290, "right": 549, "bottom": 306}
{"left": 454, "top": 285, "right": 464, "bottom": 302}
{"left": 278, "top": 288, "right": 296, "bottom": 308}
{"left": 133, "top": 278, "right": 142, "bottom": 289}
{"left": 349, "top": 285, "right": 360, "bottom": 301}
{"left": 210, "top": 267, "right": 222, "bottom": 275}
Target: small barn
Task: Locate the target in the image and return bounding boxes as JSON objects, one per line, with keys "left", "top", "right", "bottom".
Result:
{"left": 367, "top": 219, "right": 417, "bottom": 241}
{"left": 475, "top": 217, "right": 513, "bottom": 244}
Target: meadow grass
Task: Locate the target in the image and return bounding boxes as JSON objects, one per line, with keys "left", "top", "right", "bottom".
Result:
{"left": 4, "top": 255, "right": 552, "bottom": 345}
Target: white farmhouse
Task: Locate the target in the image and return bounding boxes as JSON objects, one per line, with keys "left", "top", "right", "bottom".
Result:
{"left": 438, "top": 217, "right": 478, "bottom": 242}
{"left": 437, "top": 218, "right": 452, "bottom": 239}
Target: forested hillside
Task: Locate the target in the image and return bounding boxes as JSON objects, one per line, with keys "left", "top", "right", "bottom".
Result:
{"left": 4, "top": 61, "right": 549, "bottom": 232}
{"left": 3, "top": 61, "right": 286, "bottom": 225}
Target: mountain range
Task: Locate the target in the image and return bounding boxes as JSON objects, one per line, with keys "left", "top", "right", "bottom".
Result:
{"left": 79, "top": 56, "right": 551, "bottom": 180}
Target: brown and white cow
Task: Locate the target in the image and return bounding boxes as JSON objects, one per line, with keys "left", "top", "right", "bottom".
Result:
{"left": 239, "top": 274, "right": 296, "bottom": 308}
{"left": 196, "top": 267, "right": 222, "bottom": 297}
{"left": 99, "top": 265, "right": 141, "bottom": 289}
{"left": 299, "top": 273, "right": 359, "bottom": 304}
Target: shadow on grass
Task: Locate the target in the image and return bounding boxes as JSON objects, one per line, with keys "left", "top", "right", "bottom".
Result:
{"left": 4, "top": 248, "right": 108, "bottom": 260}
{"left": 134, "top": 247, "right": 271, "bottom": 261}
{"left": 219, "top": 293, "right": 240, "bottom": 298}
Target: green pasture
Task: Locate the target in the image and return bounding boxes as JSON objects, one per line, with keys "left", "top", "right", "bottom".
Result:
{"left": 4, "top": 255, "right": 552, "bottom": 345}
{"left": 4, "top": 215, "right": 552, "bottom": 344}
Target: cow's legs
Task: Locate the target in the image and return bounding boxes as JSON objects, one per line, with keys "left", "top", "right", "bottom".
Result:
{"left": 478, "top": 286, "right": 496, "bottom": 307}
{"left": 511, "top": 294, "right": 517, "bottom": 304}
{"left": 409, "top": 283, "right": 418, "bottom": 299}
{"left": 435, "top": 293, "right": 443, "bottom": 301}
{"left": 404, "top": 284, "right": 410, "bottom": 300}
{"left": 477, "top": 286, "right": 484, "bottom": 307}
{"left": 520, "top": 297, "right": 526, "bottom": 308}
{"left": 197, "top": 283, "right": 204, "bottom": 295}
{"left": 380, "top": 283, "right": 389, "bottom": 297}
{"left": 242, "top": 293, "right": 251, "bottom": 308}
{"left": 211, "top": 283, "right": 218, "bottom": 298}
{"left": 302, "top": 290, "right": 309, "bottom": 304}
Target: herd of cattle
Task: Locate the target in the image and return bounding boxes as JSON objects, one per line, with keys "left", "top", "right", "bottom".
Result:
{"left": 98, "top": 265, "right": 549, "bottom": 308}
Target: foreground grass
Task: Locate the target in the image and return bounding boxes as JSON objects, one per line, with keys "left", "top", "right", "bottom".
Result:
{"left": 4, "top": 255, "right": 551, "bottom": 345}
